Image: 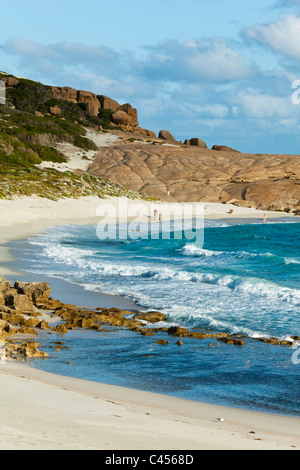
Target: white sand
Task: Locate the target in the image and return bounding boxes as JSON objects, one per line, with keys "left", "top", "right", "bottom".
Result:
{"left": 0, "top": 195, "right": 299, "bottom": 450}
{"left": 36, "top": 129, "right": 121, "bottom": 173}
{"left": 0, "top": 360, "right": 299, "bottom": 450}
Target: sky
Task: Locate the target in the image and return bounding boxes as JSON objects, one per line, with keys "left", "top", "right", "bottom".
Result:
{"left": 1, "top": 0, "right": 300, "bottom": 154}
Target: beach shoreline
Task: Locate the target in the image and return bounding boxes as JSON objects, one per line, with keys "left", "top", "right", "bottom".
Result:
{"left": 0, "top": 195, "right": 297, "bottom": 279}
{"left": 1, "top": 358, "right": 300, "bottom": 450}
{"left": 0, "top": 195, "right": 299, "bottom": 450}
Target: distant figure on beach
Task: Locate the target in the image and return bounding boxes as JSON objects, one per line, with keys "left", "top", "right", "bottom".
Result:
{"left": 159, "top": 213, "right": 162, "bottom": 221}
{"left": 154, "top": 209, "right": 158, "bottom": 220}
{"left": 229, "top": 209, "right": 234, "bottom": 214}
{"left": 264, "top": 213, "right": 267, "bottom": 223}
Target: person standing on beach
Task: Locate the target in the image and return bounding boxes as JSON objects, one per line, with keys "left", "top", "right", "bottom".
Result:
{"left": 154, "top": 209, "right": 158, "bottom": 220}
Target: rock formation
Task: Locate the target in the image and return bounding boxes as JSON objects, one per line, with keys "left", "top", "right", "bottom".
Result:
{"left": 185, "top": 138, "right": 207, "bottom": 148}
{"left": 0, "top": 277, "right": 295, "bottom": 364}
{"left": 212, "top": 145, "right": 240, "bottom": 153}
{"left": 2, "top": 74, "right": 145, "bottom": 134}
{"left": 49, "top": 105, "right": 62, "bottom": 116}
{"left": 158, "top": 130, "right": 177, "bottom": 142}
{"left": 49, "top": 87, "right": 140, "bottom": 129}
{"left": 1, "top": 76, "right": 20, "bottom": 88}
{"left": 97, "top": 95, "right": 120, "bottom": 112}
{"left": 88, "top": 142, "right": 300, "bottom": 213}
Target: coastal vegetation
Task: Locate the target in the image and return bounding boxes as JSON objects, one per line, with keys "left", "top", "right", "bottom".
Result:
{"left": 0, "top": 73, "right": 153, "bottom": 201}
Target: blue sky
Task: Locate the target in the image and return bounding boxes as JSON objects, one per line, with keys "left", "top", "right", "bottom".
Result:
{"left": 1, "top": 0, "right": 300, "bottom": 153}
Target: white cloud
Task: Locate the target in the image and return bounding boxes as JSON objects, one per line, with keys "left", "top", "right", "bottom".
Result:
{"left": 2, "top": 33, "right": 300, "bottom": 154}
{"left": 142, "top": 39, "right": 253, "bottom": 82}
{"left": 244, "top": 14, "right": 300, "bottom": 60}
{"left": 233, "top": 88, "right": 296, "bottom": 118}
{"left": 185, "top": 103, "right": 229, "bottom": 117}
{"left": 2, "top": 36, "right": 253, "bottom": 86}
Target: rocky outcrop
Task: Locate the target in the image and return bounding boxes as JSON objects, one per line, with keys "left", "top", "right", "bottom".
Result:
{"left": 50, "top": 86, "right": 78, "bottom": 103}
{"left": 158, "top": 130, "right": 177, "bottom": 142}
{"left": 88, "top": 143, "right": 300, "bottom": 213}
{"left": 50, "top": 87, "right": 101, "bottom": 118}
{"left": 5, "top": 341, "right": 48, "bottom": 358}
{"left": 212, "top": 145, "right": 240, "bottom": 152}
{"left": 97, "top": 95, "right": 120, "bottom": 113}
{"left": 185, "top": 138, "right": 207, "bottom": 148}
{"left": 14, "top": 281, "right": 52, "bottom": 302}
{"left": 138, "top": 128, "right": 157, "bottom": 139}
{"left": 49, "top": 105, "right": 62, "bottom": 116}
{"left": 1, "top": 74, "right": 141, "bottom": 130}
{"left": 49, "top": 87, "right": 139, "bottom": 128}
{"left": 77, "top": 90, "right": 100, "bottom": 118}
{"left": 0, "top": 278, "right": 296, "bottom": 365}
{"left": 1, "top": 76, "right": 20, "bottom": 88}
{"left": 5, "top": 294, "right": 35, "bottom": 314}
{"left": 133, "top": 311, "right": 167, "bottom": 323}
{"left": 0, "top": 279, "right": 51, "bottom": 315}
{"left": 112, "top": 110, "right": 131, "bottom": 126}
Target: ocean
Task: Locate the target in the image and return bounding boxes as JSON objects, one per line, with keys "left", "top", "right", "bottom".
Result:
{"left": 8, "top": 216, "right": 300, "bottom": 416}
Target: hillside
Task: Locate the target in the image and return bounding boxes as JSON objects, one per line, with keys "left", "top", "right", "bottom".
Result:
{"left": 0, "top": 72, "right": 299, "bottom": 213}
{"left": 0, "top": 72, "right": 154, "bottom": 200}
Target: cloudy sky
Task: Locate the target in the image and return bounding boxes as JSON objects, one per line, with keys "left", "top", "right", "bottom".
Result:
{"left": 1, "top": 0, "right": 300, "bottom": 153}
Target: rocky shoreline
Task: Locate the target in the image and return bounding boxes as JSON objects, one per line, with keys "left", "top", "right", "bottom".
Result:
{"left": 0, "top": 279, "right": 298, "bottom": 363}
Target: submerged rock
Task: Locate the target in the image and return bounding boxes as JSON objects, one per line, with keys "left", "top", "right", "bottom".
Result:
{"left": 156, "top": 339, "right": 169, "bottom": 345}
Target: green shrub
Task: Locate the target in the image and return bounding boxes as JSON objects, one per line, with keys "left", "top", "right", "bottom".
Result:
{"left": 32, "top": 145, "right": 67, "bottom": 163}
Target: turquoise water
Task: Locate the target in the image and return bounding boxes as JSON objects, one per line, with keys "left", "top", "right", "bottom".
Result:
{"left": 10, "top": 217, "right": 300, "bottom": 415}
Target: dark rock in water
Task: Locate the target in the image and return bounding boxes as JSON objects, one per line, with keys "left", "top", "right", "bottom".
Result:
{"left": 168, "top": 326, "right": 190, "bottom": 337}
{"left": 141, "top": 330, "right": 155, "bottom": 336}
{"left": 156, "top": 339, "right": 169, "bottom": 345}
{"left": 217, "top": 337, "right": 245, "bottom": 346}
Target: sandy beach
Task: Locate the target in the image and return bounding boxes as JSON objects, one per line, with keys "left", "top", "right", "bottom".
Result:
{"left": 1, "top": 358, "right": 300, "bottom": 450}
{"left": 0, "top": 195, "right": 299, "bottom": 450}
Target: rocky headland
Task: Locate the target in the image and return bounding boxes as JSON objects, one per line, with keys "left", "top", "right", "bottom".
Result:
{"left": 88, "top": 139, "right": 300, "bottom": 214}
